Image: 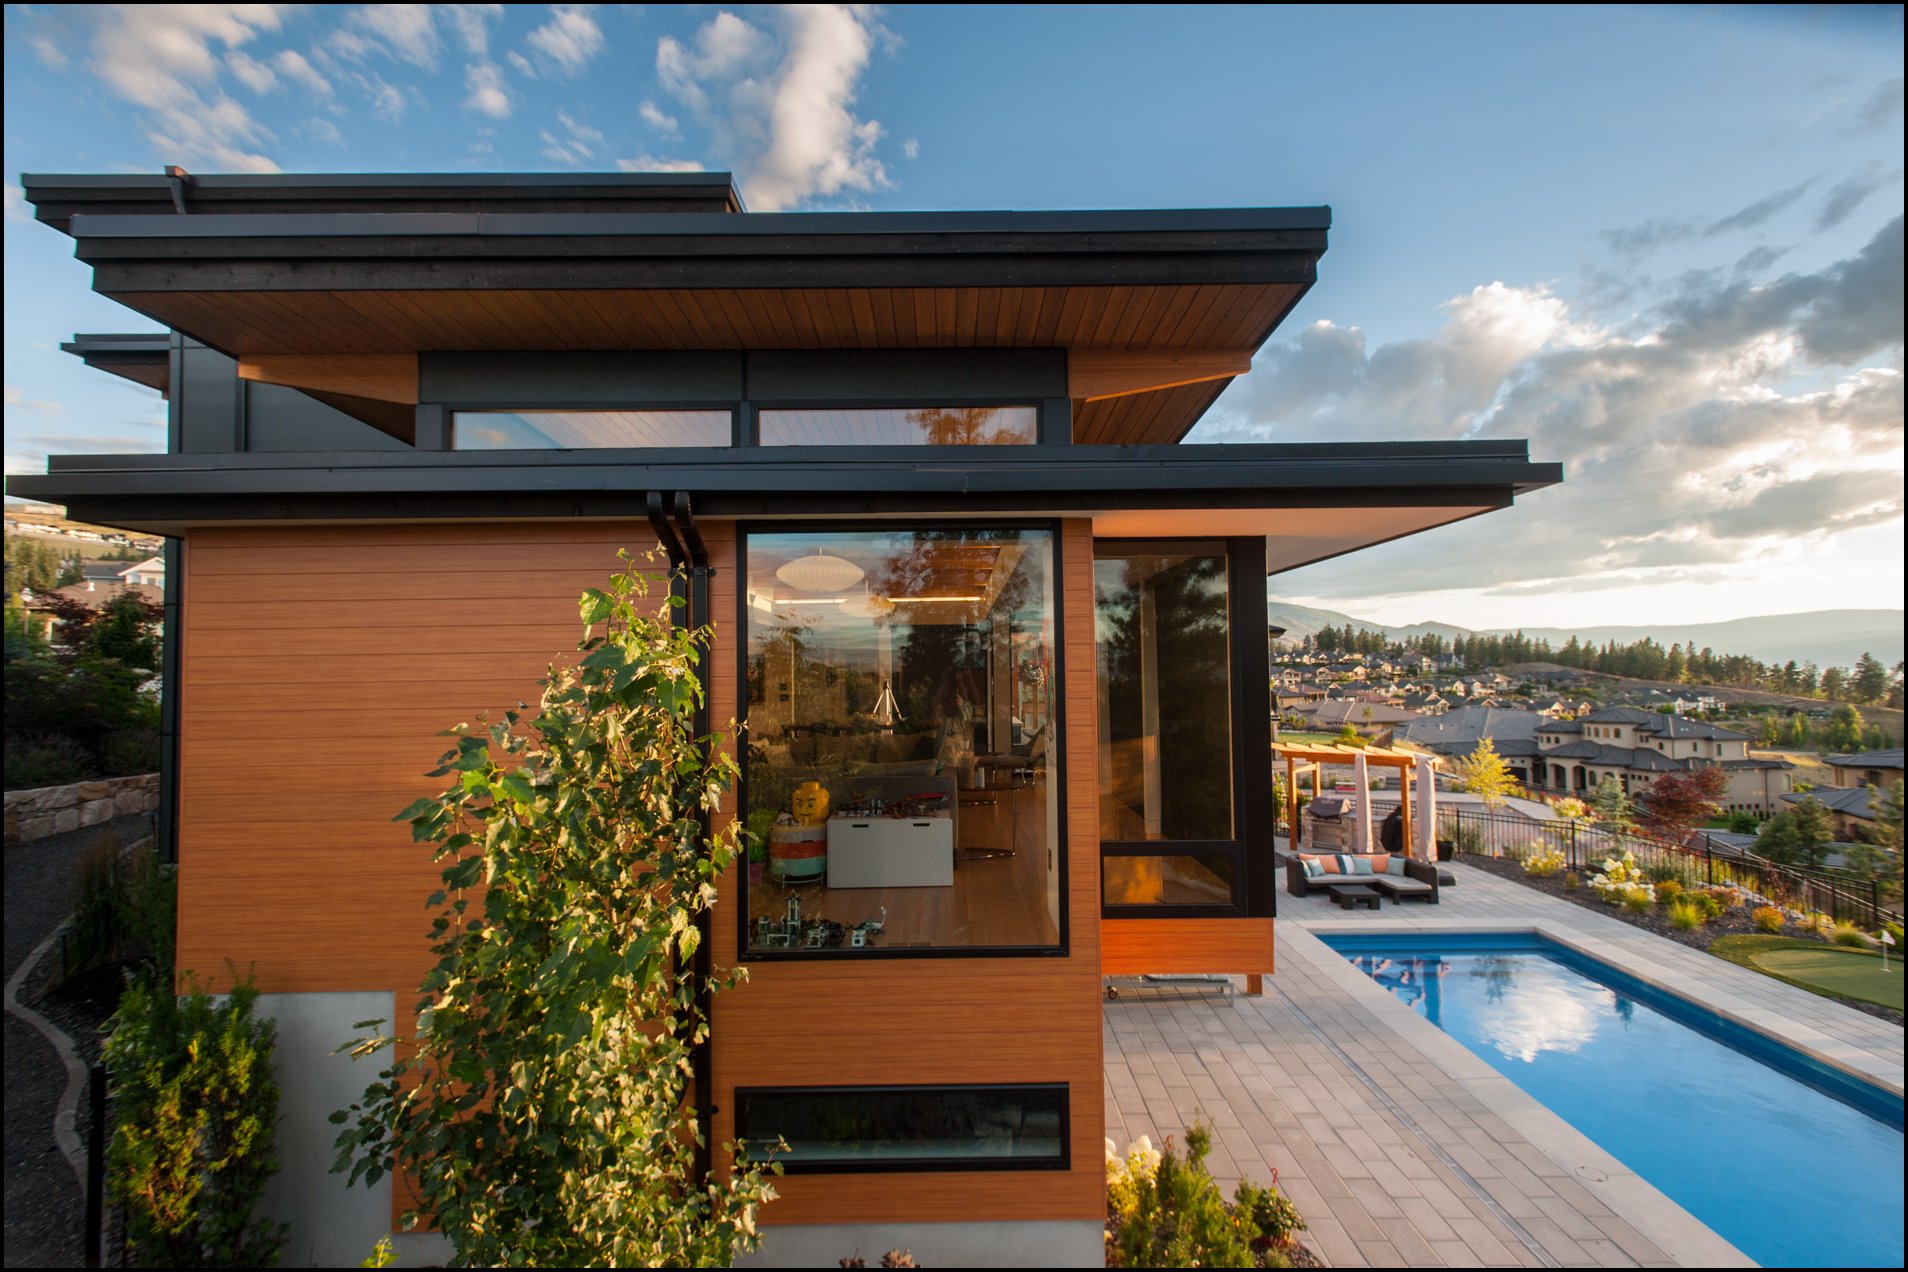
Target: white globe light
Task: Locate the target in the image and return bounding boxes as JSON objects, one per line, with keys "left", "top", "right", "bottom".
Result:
{"left": 775, "top": 550, "right": 864, "bottom": 593}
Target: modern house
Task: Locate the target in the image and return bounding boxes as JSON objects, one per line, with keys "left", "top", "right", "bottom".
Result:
{"left": 8, "top": 170, "right": 1560, "bottom": 1268}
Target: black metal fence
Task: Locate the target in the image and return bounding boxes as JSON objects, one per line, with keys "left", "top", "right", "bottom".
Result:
{"left": 1362, "top": 799, "right": 1887, "bottom": 930}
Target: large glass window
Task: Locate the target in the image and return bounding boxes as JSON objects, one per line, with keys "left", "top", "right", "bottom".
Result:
{"left": 743, "top": 527, "right": 1060, "bottom": 955}
{"left": 758, "top": 406, "right": 1036, "bottom": 446}
{"left": 451, "top": 410, "right": 731, "bottom": 448}
{"left": 736, "top": 1085, "right": 1069, "bottom": 1172}
{"left": 1095, "top": 544, "right": 1242, "bottom": 912}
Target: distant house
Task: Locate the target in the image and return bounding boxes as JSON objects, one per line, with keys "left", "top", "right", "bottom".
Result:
{"left": 1400, "top": 706, "right": 1544, "bottom": 784}
{"left": 1787, "top": 748, "right": 1906, "bottom": 837}
{"left": 117, "top": 554, "right": 165, "bottom": 588}
{"left": 1534, "top": 707, "right": 1793, "bottom": 814}
{"left": 1295, "top": 698, "right": 1425, "bottom": 735}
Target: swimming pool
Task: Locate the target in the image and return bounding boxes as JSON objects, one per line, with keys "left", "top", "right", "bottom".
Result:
{"left": 1322, "top": 931, "right": 1904, "bottom": 1270}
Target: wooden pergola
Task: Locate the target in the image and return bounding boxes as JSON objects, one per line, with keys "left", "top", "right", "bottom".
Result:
{"left": 1274, "top": 741, "right": 1438, "bottom": 856}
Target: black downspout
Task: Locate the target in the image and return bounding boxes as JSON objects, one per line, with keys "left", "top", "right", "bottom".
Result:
{"left": 670, "top": 493, "right": 717, "bottom": 1189}
{"left": 645, "top": 493, "right": 714, "bottom": 1185}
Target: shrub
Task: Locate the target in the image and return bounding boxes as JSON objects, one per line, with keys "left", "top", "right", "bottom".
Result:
{"left": 1691, "top": 890, "right": 1725, "bottom": 921}
{"left": 1830, "top": 923, "right": 1872, "bottom": 948}
{"left": 104, "top": 977, "right": 286, "bottom": 1267}
{"left": 1, "top": 732, "right": 94, "bottom": 790}
{"left": 1622, "top": 890, "right": 1653, "bottom": 915}
{"left": 1654, "top": 879, "right": 1684, "bottom": 904}
{"left": 1106, "top": 1124, "right": 1300, "bottom": 1268}
{"left": 63, "top": 836, "right": 175, "bottom": 982}
{"left": 1522, "top": 847, "right": 1566, "bottom": 878}
{"left": 331, "top": 560, "right": 776, "bottom": 1268}
{"left": 1589, "top": 849, "right": 1654, "bottom": 907}
{"left": 1668, "top": 900, "right": 1703, "bottom": 931}
{"left": 1563, "top": 871, "right": 1580, "bottom": 890}
{"left": 1752, "top": 905, "right": 1785, "bottom": 933}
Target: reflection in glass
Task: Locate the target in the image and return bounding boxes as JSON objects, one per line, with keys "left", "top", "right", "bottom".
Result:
{"left": 1102, "top": 854, "right": 1236, "bottom": 907}
{"left": 759, "top": 407, "right": 1037, "bottom": 446}
{"left": 737, "top": 1086, "right": 1067, "bottom": 1170}
{"left": 1094, "top": 548, "right": 1233, "bottom": 843}
{"left": 451, "top": 410, "right": 731, "bottom": 448}
{"left": 744, "top": 528, "right": 1059, "bottom": 954}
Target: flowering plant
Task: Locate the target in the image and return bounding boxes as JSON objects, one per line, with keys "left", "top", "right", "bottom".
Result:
{"left": 1523, "top": 847, "right": 1567, "bottom": 878}
{"left": 1589, "top": 848, "right": 1655, "bottom": 905}
{"left": 1551, "top": 797, "right": 1590, "bottom": 822}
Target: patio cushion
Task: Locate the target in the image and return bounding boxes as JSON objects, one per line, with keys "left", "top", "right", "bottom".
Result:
{"left": 1301, "top": 858, "right": 1324, "bottom": 879}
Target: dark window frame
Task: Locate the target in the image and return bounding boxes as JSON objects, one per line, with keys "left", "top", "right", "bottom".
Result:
{"left": 736, "top": 518, "right": 1071, "bottom": 962}
{"left": 1094, "top": 536, "right": 1275, "bottom": 920}
{"left": 733, "top": 1082, "right": 1072, "bottom": 1175}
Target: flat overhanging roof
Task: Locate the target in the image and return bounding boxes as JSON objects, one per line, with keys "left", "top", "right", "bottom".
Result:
{"left": 24, "top": 173, "right": 1331, "bottom": 445}
{"left": 6, "top": 440, "right": 1561, "bottom": 563}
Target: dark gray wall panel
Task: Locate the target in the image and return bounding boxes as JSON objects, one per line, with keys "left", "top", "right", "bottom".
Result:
{"left": 747, "top": 349, "right": 1066, "bottom": 401}
{"left": 421, "top": 351, "right": 743, "bottom": 404}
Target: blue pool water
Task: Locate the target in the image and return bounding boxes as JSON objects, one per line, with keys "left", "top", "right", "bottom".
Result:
{"left": 1322, "top": 931, "right": 1904, "bottom": 1269}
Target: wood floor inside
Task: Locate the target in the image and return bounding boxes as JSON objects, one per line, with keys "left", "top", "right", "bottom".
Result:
{"left": 746, "top": 779, "right": 1062, "bottom": 950}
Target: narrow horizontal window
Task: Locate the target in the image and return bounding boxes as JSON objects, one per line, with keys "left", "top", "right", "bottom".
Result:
{"left": 1102, "top": 851, "right": 1239, "bottom": 907}
{"left": 451, "top": 410, "right": 731, "bottom": 449}
{"left": 735, "top": 1084, "right": 1069, "bottom": 1173}
{"left": 758, "top": 406, "right": 1036, "bottom": 446}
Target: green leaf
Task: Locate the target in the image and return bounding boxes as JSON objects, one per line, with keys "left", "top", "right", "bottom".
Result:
{"left": 579, "top": 588, "right": 614, "bottom": 625}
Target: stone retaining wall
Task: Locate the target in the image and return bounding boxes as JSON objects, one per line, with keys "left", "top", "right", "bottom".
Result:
{"left": 3, "top": 774, "right": 159, "bottom": 844}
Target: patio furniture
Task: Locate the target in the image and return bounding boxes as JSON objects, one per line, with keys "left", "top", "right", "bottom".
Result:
{"left": 1285, "top": 853, "right": 1441, "bottom": 903}
{"left": 1330, "top": 884, "right": 1380, "bottom": 911}
{"left": 1367, "top": 870, "right": 1437, "bottom": 904}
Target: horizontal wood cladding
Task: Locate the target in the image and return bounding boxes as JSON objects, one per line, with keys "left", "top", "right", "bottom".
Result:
{"left": 1100, "top": 918, "right": 1275, "bottom": 977}
{"left": 708, "top": 518, "right": 1104, "bottom": 1226}
{"left": 174, "top": 521, "right": 668, "bottom": 993}
{"left": 109, "top": 283, "right": 1304, "bottom": 359}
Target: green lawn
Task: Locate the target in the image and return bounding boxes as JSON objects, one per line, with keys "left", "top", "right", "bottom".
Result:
{"left": 1710, "top": 935, "right": 1904, "bottom": 1012}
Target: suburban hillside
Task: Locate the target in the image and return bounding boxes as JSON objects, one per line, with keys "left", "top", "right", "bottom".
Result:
{"left": 1268, "top": 600, "right": 1903, "bottom": 669}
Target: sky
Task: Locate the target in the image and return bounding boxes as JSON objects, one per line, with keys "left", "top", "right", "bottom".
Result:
{"left": 2, "top": 4, "right": 1903, "bottom": 633}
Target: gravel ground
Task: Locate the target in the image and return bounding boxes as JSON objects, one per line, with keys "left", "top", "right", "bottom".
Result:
{"left": 3, "top": 815, "right": 155, "bottom": 1270}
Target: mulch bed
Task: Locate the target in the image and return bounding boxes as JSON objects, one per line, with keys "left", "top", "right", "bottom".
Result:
{"left": 1462, "top": 854, "right": 1903, "bottom": 1024}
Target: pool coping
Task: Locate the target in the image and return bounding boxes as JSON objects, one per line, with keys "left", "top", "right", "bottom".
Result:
{"left": 1278, "top": 921, "right": 1760, "bottom": 1268}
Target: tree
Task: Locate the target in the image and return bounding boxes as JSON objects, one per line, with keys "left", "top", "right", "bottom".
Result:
{"left": 1821, "top": 666, "right": 1848, "bottom": 702}
{"left": 1587, "top": 773, "right": 1633, "bottom": 832}
{"left": 1851, "top": 652, "right": 1889, "bottom": 704}
{"left": 1633, "top": 765, "right": 1729, "bottom": 844}
{"left": 332, "top": 560, "right": 777, "bottom": 1267}
{"left": 1823, "top": 704, "right": 1864, "bottom": 751}
{"left": 1454, "top": 736, "right": 1516, "bottom": 809}
{"left": 1758, "top": 797, "right": 1834, "bottom": 869}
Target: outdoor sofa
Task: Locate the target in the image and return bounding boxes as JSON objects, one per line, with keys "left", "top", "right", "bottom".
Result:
{"left": 1286, "top": 852, "right": 1440, "bottom": 904}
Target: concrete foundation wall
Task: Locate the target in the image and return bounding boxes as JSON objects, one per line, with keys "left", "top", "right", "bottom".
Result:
{"left": 254, "top": 990, "right": 450, "bottom": 1269}
{"left": 738, "top": 1219, "right": 1104, "bottom": 1269}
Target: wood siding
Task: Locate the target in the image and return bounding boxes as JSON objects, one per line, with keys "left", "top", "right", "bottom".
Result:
{"left": 176, "top": 516, "right": 1105, "bottom": 1229}
{"left": 175, "top": 522, "right": 659, "bottom": 993}
{"left": 1101, "top": 918, "right": 1275, "bottom": 977}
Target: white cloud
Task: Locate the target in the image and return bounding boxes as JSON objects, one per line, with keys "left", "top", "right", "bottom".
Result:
{"left": 1200, "top": 213, "right": 1908, "bottom": 608}
{"left": 525, "top": 4, "right": 606, "bottom": 76}
{"left": 273, "top": 50, "right": 334, "bottom": 99}
{"left": 4, "top": 185, "right": 30, "bottom": 224}
{"left": 652, "top": 5, "right": 895, "bottom": 211}
{"left": 4, "top": 386, "right": 65, "bottom": 417}
{"left": 639, "top": 99, "right": 680, "bottom": 138}
{"left": 226, "top": 50, "right": 277, "bottom": 93}
{"left": 306, "top": 117, "right": 345, "bottom": 147}
{"left": 464, "top": 62, "right": 511, "bottom": 118}
{"left": 616, "top": 155, "right": 707, "bottom": 174}
{"left": 81, "top": 5, "right": 290, "bottom": 172}
{"left": 902, "top": 137, "right": 919, "bottom": 160}
{"left": 444, "top": 4, "right": 504, "bottom": 56}
{"left": 347, "top": 4, "right": 439, "bottom": 70}
{"left": 541, "top": 111, "right": 605, "bottom": 165}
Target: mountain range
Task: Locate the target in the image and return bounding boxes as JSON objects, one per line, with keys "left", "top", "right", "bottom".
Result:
{"left": 1265, "top": 601, "right": 1904, "bottom": 670}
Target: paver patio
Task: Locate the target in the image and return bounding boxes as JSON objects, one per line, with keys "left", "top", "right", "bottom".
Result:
{"left": 1104, "top": 856, "right": 1903, "bottom": 1268}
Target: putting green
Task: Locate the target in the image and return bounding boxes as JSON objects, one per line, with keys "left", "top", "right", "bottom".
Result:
{"left": 1749, "top": 947, "right": 1904, "bottom": 1011}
